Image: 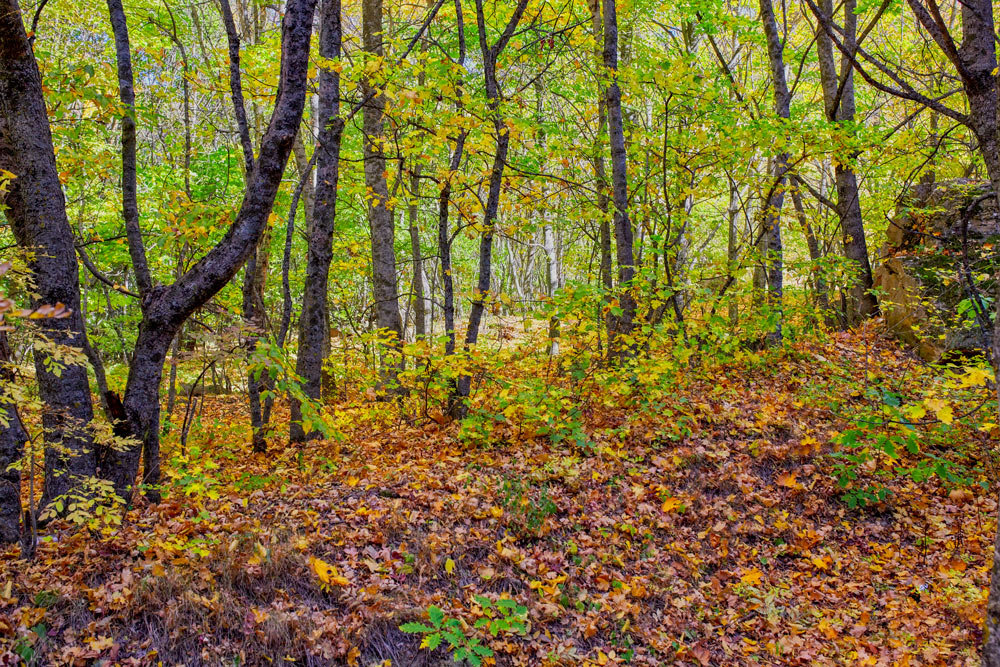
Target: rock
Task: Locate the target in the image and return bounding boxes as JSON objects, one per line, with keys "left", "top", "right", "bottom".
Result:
{"left": 874, "top": 180, "right": 999, "bottom": 361}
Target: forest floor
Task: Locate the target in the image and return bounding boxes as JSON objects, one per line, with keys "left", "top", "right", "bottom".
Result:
{"left": 0, "top": 329, "right": 994, "bottom": 666}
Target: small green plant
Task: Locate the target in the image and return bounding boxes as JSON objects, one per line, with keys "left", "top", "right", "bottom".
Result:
{"left": 399, "top": 605, "right": 494, "bottom": 666}
{"left": 471, "top": 594, "right": 528, "bottom": 637}
{"left": 498, "top": 476, "right": 558, "bottom": 539}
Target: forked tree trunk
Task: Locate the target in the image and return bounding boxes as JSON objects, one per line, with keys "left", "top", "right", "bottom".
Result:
{"left": 292, "top": 0, "right": 342, "bottom": 443}
{"left": 815, "top": 0, "right": 876, "bottom": 324}
{"left": 101, "top": 0, "right": 318, "bottom": 499}
{"left": 0, "top": 0, "right": 97, "bottom": 508}
{"left": 449, "top": 0, "right": 530, "bottom": 416}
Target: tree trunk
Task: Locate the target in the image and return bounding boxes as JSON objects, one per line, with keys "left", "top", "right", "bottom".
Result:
{"left": 103, "top": 0, "right": 318, "bottom": 499}
{"left": 0, "top": 331, "right": 25, "bottom": 544}
{"left": 291, "top": 0, "right": 341, "bottom": 443}
{"left": 0, "top": 0, "right": 97, "bottom": 508}
{"left": 450, "top": 0, "right": 530, "bottom": 416}
{"left": 815, "top": 0, "right": 876, "bottom": 324}
{"left": 437, "top": 0, "right": 467, "bottom": 358}
{"left": 362, "top": 0, "right": 405, "bottom": 391}
{"left": 603, "top": 0, "right": 637, "bottom": 355}
{"left": 759, "top": 0, "right": 790, "bottom": 344}
{"left": 587, "top": 0, "right": 613, "bottom": 329}
{"left": 107, "top": 0, "right": 153, "bottom": 297}
{"left": 409, "top": 164, "right": 429, "bottom": 340}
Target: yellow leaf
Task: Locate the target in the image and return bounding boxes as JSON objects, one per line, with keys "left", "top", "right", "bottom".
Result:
{"left": 924, "top": 398, "right": 954, "bottom": 425}
{"left": 489, "top": 506, "right": 503, "bottom": 518}
{"left": 740, "top": 568, "right": 764, "bottom": 586}
{"left": 660, "top": 497, "right": 681, "bottom": 513}
{"left": 811, "top": 555, "right": 831, "bottom": 571}
{"left": 445, "top": 558, "right": 455, "bottom": 575}
{"left": 310, "top": 556, "right": 349, "bottom": 588}
{"left": 961, "top": 366, "right": 992, "bottom": 387}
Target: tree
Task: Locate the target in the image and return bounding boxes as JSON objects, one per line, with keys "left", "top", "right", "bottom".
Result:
{"left": 0, "top": 0, "right": 98, "bottom": 509}
{"left": 449, "top": 0, "right": 531, "bottom": 416}
{"left": 4, "top": 0, "right": 320, "bottom": 502}
{"left": 813, "top": 0, "right": 877, "bottom": 323}
{"left": 602, "top": 0, "right": 637, "bottom": 355}
{"left": 806, "top": 0, "right": 1000, "bottom": 659}
{"left": 291, "top": 0, "right": 343, "bottom": 443}
{"left": 362, "top": 0, "right": 405, "bottom": 391}
{"left": 758, "top": 0, "right": 790, "bottom": 344}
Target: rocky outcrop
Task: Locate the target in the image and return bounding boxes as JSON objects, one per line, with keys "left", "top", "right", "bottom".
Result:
{"left": 874, "top": 180, "right": 1000, "bottom": 361}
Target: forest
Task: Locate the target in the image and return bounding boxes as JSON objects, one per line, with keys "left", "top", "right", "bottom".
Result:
{"left": 1, "top": 0, "right": 1000, "bottom": 663}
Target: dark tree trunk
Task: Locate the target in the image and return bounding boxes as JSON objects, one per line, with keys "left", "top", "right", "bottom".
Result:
{"left": 815, "top": 0, "right": 876, "bottom": 324}
{"left": 280, "top": 148, "right": 314, "bottom": 350}
{"left": 362, "top": 0, "right": 405, "bottom": 390}
{"left": 107, "top": 0, "right": 152, "bottom": 297}
{"left": 409, "top": 164, "right": 429, "bottom": 340}
{"left": 758, "top": 0, "right": 790, "bottom": 344}
{"left": 102, "top": 0, "right": 318, "bottom": 499}
{"left": 221, "top": 0, "right": 274, "bottom": 453}
{"left": 0, "top": 331, "right": 26, "bottom": 544}
{"left": 437, "top": 0, "right": 467, "bottom": 358}
{"left": 0, "top": 0, "right": 97, "bottom": 507}
{"left": 790, "top": 184, "right": 832, "bottom": 317}
{"left": 602, "top": 0, "right": 637, "bottom": 354}
{"left": 291, "top": 0, "right": 342, "bottom": 443}
{"left": 587, "top": 0, "right": 613, "bottom": 338}
{"left": 438, "top": 133, "right": 464, "bottom": 357}
{"left": 449, "top": 0, "right": 530, "bottom": 416}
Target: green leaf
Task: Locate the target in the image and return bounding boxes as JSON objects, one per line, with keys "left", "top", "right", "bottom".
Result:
{"left": 473, "top": 644, "right": 495, "bottom": 657}
{"left": 399, "top": 622, "right": 434, "bottom": 634}
{"left": 428, "top": 605, "right": 444, "bottom": 628}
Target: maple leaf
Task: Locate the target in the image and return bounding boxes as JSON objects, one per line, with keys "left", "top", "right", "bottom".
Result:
{"left": 923, "top": 398, "right": 954, "bottom": 424}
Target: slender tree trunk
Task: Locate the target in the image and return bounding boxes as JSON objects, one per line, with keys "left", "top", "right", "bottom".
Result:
{"left": 437, "top": 0, "right": 466, "bottom": 358}
{"left": 815, "top": 0, "right": 876, "bottom": 324}
{"left": 0, "top": 331, "right": 26, "bottom": 543}
{"left": 409, "top": 165, "right": 429, "bottom": 339}
{"left": 759, "top": 0, "right": 790, "bottom": 344}
{"left": 0, "top": 0, "right": 97, "bottom": 507}
{"left": 107, "top": 0, "right": 153, "bottom": 297}
{"left": 450, "top": 0, "right": 530, "bottom": 415}
{"left": 362, "top": 0, "right": 405, "bottom": 391}
{"left": 727, "top": 178, "right": 740, "bottom": 327}
{"left": 587, "top": 0, "right": 613, "bottom": 302}
{"left": 603, "top": 0, "right": 637, "bottom": 355}
{"left": 291, "top": 0, "right": 342, "bottom": 442}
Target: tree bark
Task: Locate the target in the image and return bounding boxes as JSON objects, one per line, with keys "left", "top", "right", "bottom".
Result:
{"left": 0, "top": 0, "right": 97, "bottom": 507}
{"left": 602, "top": 0, "right": 637, "bottom": 355}
{"left": 106, "top": 0, "right": 153, "bottom": 297}
{"left": 450, "top": 0, "right": 530, "bottom": 415}
{"left": 408, "top": 164, "right": 429, "bottom": 340}
{"left": 291, "top": 0, "right": 342, "bottom": 443}
{"left": 0, "top": 331, "right": 25, "bottom": 543}
{"left": 758, "top": 0, "right": 790, "bottom": 344}
{"left": 815, "top": 0, "right": 876, "bottom": 324}
{"left": 362, "top": 0, "right": 405, "bottom": 391}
